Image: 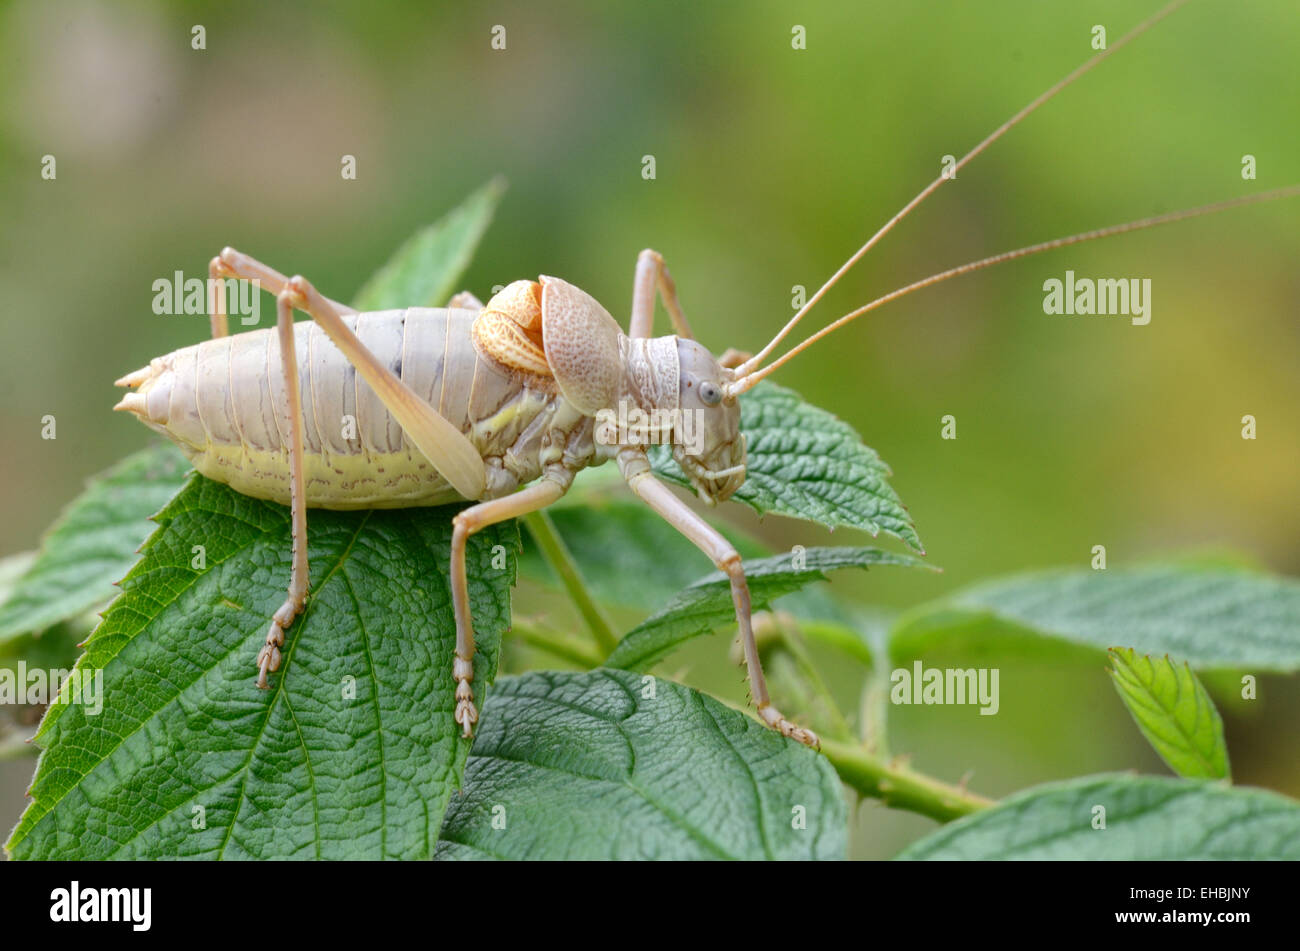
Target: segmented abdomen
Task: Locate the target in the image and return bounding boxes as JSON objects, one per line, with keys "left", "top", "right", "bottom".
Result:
{"left": 122, "top": 308, "right": 560, "bottom": 508}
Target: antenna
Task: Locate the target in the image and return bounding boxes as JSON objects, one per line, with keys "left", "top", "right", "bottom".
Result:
{"left": 734, "top": 0, "right": 1193, "bottom": 384}
{"left": 728, "top": 187, "right": 1300, "bottom": 394}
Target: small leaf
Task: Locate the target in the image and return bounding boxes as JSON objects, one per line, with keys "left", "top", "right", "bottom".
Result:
{"left": 435, "top": 669, "right": 846, "bottom": 860}
{"left": 1107, "top": 648, "right": 1230, "bottom": 780}
{"left": 891, "top": 565, "right": 1300, "bottom": 671}
{"left": 0, "top": 552, "right": 36, "bottom": 602}
{"left": 0, "top": 444, "right": 191, "bottom": 645}
{"left": 352, "top": 178, "right": 505, "bottom": 311}
{"left": 5, "top": 476, "right": 517, "bottom": 860}
{"left": 896, "top": 774, "right": 1300, "bottom": 860}
{"left": 606, "top": 546, "right": 932, "bottom": 672}
{"left": 652, "top": 382, "right": 923, "bottom": 551}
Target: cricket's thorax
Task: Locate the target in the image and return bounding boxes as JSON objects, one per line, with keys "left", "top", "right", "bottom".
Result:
{"left": 117, "top": 308, "right": 599, "bottom": 508}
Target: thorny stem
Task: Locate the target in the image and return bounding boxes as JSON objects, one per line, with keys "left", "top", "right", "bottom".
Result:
{"left": 522, "top": 509, "right": 989, "bottom": 824}
{"left": 522, "top": 510, "right": 620, "bottom": 654}
{"left": 758, "top": 616, "right": 986, "bottom": 821}
{"left": 820, "top": 738, "right": 994, "bottom": 824}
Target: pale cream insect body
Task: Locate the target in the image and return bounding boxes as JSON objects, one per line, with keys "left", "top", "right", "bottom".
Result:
{"left": 117, "top": 258, "right": 771, "bottom": 742}
{"left": 120, "top": 306, "right": 583, "bottom": 510}
{"left": 114, "top": 0, "right": 1297, "bottom": 749}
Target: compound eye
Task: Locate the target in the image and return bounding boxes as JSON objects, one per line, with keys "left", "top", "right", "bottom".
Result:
{"left": 699, "top": 381, "right": 723, "bottom": 406}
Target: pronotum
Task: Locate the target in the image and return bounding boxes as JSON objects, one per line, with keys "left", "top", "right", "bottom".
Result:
{"left": 112, "top": 0, "right": 1296, "bottom": 749}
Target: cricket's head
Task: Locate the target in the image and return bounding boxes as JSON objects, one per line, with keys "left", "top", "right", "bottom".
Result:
{"left": 672, "top": 337, "right": 746, "bottom": 505}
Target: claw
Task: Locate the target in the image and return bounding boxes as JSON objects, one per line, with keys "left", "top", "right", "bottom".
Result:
{"left": 454, "top": 654, "right": 477, "bottom": 738}
{"left": 758, "top": 703, "right": 820, "bottom": 750}
{"left": 455, "top": 698, "right": 479, "bottom": 738}
{"left": 254, "top": 621, "right": 286, "bottom": 689}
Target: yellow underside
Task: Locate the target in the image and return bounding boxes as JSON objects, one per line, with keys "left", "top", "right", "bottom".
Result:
{"left": 187, "top": 441, "right": 464, "bottom": 510}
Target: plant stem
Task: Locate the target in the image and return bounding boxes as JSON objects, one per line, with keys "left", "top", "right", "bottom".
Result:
{"left": 511, "top": 617, "right": 605, "bottom": 669}
{"left": 798, "top": 619, "right": 874, "bottom": 668}
{"left": 522, "top": 510, "right": 619, "bottom": 654}
{"left": 820, "top": 738, "right": 994, "bottom": 823}
{"left": 763, "top": 613, "right": 854, "bottom": 741}
{"left": 860, "top": 664, "right": 892, "bottom": 757}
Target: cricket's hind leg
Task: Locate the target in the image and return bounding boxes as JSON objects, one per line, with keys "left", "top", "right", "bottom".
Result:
{"left": 209, "top": 247, "right": 359, "bottom": 327}
{"left": 221, "top": 252, "right": 490, "bottom": 697}
{"left": 255, "top": 285, "right": 312, "bottom": 688}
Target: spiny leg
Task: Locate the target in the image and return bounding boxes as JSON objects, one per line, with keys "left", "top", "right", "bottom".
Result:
{"left": 208, "top": 257, "right": 229, "bottom": 339}
{"left": 616, "top": 448, "right": 819, "bottom": 748}
{"left": 448, "top": 290, "right": 485, "bottom": 310}
{"left": 212, "top": 247, "right": 359, "bottom": 317}
{"left": 629, "top": 248, "right": 694, "bottom": 340}
{"left": 450, "top": 471, "right": 572, "bottom": 737}
{"left": 240, "top": 262, "right": 489, "bottom": 683}
{"left": 244, "top": 267, "right": 504, "bottom": 730}
{"left": 219, "top": 255, "right": 486, "bottom": 499}
{"left": 256, "top": 286, "right": 311, "bottom": 688}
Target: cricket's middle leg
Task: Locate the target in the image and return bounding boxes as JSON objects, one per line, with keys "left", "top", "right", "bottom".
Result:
{"left": 629, "top": 248, "right": 695, "bottom": 340}
{"left": 449, "top": 471, "right": 571, "bottom": 737}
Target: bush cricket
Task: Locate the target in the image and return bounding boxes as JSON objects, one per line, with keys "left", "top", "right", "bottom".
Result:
{"left": 113, "top": 0, "right": 1297, "bottom": 749}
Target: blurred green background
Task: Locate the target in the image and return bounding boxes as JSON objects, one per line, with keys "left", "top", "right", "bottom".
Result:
{"left": 1, "top": 0, "right": 1296, "bottom": 858}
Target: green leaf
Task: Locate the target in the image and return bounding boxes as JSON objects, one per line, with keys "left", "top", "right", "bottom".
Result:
{"left": 0, "top": 549, "right": 78, "bottom": 760}
{"left": 351, "top": 177, "right": 505, "bottom": 311}
{"left": 5, "top": 476, "right": 517, "bottom": 859}
{"left": 0, "top": 444, "right": 191, "bottom": 645}
{"left": 652, "top": 382, "right": 923, "bottom": 551}
{"left": 1107, "top": 648, "right": 1230, "bottom": 780}
{"left": 0, "top": 623, "right": 83, "bottom": 760}
{"left": 0, "top": 552, "right": 36, "bottom": 602}
{"left": 891, "top": 565, "right": 1300, "bottom": 670}
{"left": 896, "top": 774, "right": 1300, "bottom": 859}
{"left": 517, "top": 494, "right": 770, "bottom": 612}
{"left": 606, "top": 546, "right": 932, "bottom": 672}
{"left": 435, "top": 669, "right": 846, "bottom": 860}
{"left": 516, "top": 495, "right": 874, "bottom": 669}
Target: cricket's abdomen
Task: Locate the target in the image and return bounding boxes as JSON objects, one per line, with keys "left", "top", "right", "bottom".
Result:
{"left": 115, "top": 308, "right": 569, "bottom": 509}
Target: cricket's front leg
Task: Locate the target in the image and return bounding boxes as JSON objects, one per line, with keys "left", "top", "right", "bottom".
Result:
{"left": 617, "top": 448, "right": 819, "bottom": 749}
{"left": 448, "top": 470, "right": 572, "bottom": 737}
